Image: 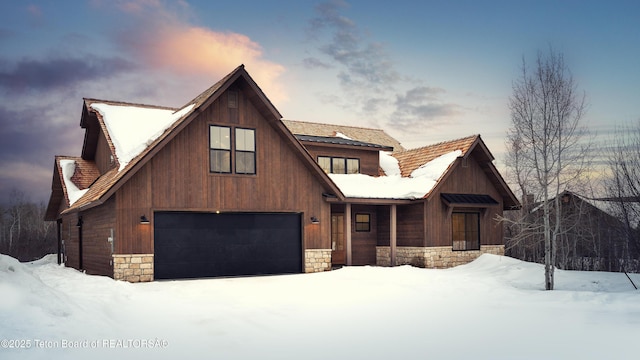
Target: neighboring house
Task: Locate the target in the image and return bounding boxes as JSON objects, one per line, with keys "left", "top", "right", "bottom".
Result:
{"left": 507, "top": 190, "right": 640, "bottom": 272}
{"left": 45, "top": 65, "right": 519, "bottom": 282}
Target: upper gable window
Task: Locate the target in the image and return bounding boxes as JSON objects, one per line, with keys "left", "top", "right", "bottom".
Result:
{"left": 318, "top": 156, "right": 359, "bottom": 174}
{"left": 235, "top": 128, "right": 255, "bottom": 174}
{"left": 209, "top": 125, "right": 256, "bottom": 175}
{"left": 210, "top": 126, "right": 231, "bottom": 173}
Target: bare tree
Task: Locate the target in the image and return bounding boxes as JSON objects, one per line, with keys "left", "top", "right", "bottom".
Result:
{"left": 606, "top": 121, "right": 640, "bottom": 263}
{"left": 506, "top": 48, "right": 589, "bottom": 290}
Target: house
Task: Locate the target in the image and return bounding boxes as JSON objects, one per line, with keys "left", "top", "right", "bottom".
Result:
{"left": 45, "top": 65, "right": 519, "bottom": 282}
{"left": 506, "top": 190, "right": 640, "bottom": 272}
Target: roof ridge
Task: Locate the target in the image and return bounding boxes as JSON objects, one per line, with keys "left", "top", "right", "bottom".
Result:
{"left": 282, "top": 119, "right": 388, "bottom": 132}
{"left": 84, "top": 98, "right": 178, "bottom": 111}
{"left": 397, "top": 134, "right": 479, "bottom": 154}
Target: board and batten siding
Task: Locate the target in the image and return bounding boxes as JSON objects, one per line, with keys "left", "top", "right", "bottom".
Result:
{"left": 79, "top": 197, "right": 116, "bottom": 276}
{"left": 114, "top": 89, "right": 331, "bottom": 254}
{"left": 426, "top": 154, "right": 504, "bottom": 247}
{"left": 302, "top": 144, "right": 382, "bottom": 177}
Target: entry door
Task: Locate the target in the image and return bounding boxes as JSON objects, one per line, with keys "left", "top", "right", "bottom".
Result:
{"left": 331, "top": 214, "right": 345, "bottom": 265}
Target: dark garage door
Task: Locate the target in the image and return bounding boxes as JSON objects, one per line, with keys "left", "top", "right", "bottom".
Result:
{"left": 154, "top": 212, "right": 302, "bottom": 279}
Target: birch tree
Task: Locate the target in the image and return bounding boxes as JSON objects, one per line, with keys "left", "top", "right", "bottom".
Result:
{"left": 507, "top": 49, "right": 588, "bottom": 290}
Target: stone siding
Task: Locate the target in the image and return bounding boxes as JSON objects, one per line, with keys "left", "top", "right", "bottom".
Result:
{"left": 376, "top": 245, "right": 504, "bottom": 268}
{"left": 304, "top": 249, "right": 332, "bottom": 273}
{"left": 113, "top": 254, "right": 154, "bottom": 282}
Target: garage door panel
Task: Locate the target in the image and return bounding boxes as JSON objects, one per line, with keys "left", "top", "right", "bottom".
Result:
{"left": 154, "top": 212, "right": 302, "bottom": 279}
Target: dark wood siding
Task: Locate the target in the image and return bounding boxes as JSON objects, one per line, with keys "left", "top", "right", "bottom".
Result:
{"left": 80, "top": 197, "right": 116, "bottom": 276}
{"left": 61, "top": 212, "right": 80, "bottom": 270}
{"left": 351, "top": 205, "right": 377, "bottom": 265}
{"left": 426, "top": 155, "right": 504, "bottom": 247}
{"left": 115, "top": 87, "right": 331, "bottom": 254}
{"left": 95, "top": 131, "right": 114, "bottom": 174}
{"left": 303, "top": 144, "right": 381, "bottom": 176}
{"left": 397, "top": 203, "right": 425, "bottom": 247}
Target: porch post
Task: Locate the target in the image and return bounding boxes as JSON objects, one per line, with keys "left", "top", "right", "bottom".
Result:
{"left": 345, "top": 203, "right": 352, "bottom": 266}
{"left": 390, "top": 204, "right": 397, "bottom": 266}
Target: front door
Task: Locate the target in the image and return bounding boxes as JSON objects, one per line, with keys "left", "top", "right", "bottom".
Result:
{"left": 331, "top": 214, "right": 345, "bottom": 265}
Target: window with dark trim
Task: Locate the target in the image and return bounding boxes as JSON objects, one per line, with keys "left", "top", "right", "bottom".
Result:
{"left": 317, "top": 156, "right": 360, "bottom": 174}
{"left": 210, "top": 125, "right": 231, "bottom": 173}
{"left": 209, "top": 125, "right": 256, "bottom": 175}
{"left": 235, "top": 128, "right": 255, "bottom": 174}
{"left": 452, "top": 212, "right": 480, "bottom": 251}
{"left": 355, "top": 213, "right": 370, "bottom": 232}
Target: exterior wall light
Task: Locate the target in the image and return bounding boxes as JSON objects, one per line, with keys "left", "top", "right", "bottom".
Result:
{"left": 310, "top": 216, "right": 320, "bottom": 224}
{"left": 140, "top": 215, "right": 150, "bottom": 224}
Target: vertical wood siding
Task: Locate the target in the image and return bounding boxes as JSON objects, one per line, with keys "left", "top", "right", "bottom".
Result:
{"left": 80, "top": 197, "right": 116, "bottom": 276}
{"left": 350, "top": 205, "right": 378, "bottom": 265}
{"left": 426, "top": 155, "right": 504, "bottom": 247}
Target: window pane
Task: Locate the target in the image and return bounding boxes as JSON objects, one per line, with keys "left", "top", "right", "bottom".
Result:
{"left": 347, "top": 158, "right": 360, "bottom": 174}
{"left": 210, "top": 149, "right": 230, "bottom": 173}
{"left": 355, "top": 213, "right": 370, "bottom": 232}
{"left": 210, "top": 126, "right": 230, "bottom": 149}
{"left": 236, "top": 151, "right": 255, "bottom": 174}
{"left": 318, "top": 157, "right": 331, "bottom": 173}
{"left": 452, "top": 213, "right": 479, "bottom": 250}
{"left": 236, "top": 128, "right": 255, "bottom": 151}
{"left": 332, "top": 158, "right": 346, "bottom": 174}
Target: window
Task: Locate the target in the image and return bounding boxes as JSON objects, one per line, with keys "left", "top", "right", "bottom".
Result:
{"left": 209, "top": 125, "right": 255, "bottom": 175}
{"left": 210, "top": 126, "right": 231, "bottom": 173}
{"left": 346, "top": 159, "right": 359, "bottom": 174}
{"left": 235, "top": 128, "right": 255, "bottom": 174}
{"left": 355, "top": 213, "right": 370, "bottom": 232}
{"left": 317, "top": 156, "right": 360, "bottom": 174}
{"left": 452, "top": 212, "right": 480, "bottom": 250}
{"left": 318, "top": 156, "right": 331, "bottom": 173}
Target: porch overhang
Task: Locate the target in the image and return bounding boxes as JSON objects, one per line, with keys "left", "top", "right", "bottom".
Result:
{"left": 324, "top": 197, "right": 415, "bottom": 205}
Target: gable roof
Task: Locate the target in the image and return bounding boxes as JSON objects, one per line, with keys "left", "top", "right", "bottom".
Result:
{"left": 45, "top": 156, "right": 100, "bottom": 220}
{"left": 393, "top": 135, "right": 480, "bottom": 177}
{"left": 54, "top": 65, "right": 343, "bottom": 215}
{"left": 325, "top": 134, "right": 520, "bottom": 209}
{"left": 282, "top": 120, "right": 404, "bottom": 151}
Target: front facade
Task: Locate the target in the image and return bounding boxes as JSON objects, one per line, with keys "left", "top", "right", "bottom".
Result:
{"left": 45, "top": 65, "right": 519, "bottom": 282}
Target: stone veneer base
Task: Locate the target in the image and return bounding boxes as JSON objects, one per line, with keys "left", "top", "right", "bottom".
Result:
{"left": 113, "top": 254, "right": 154, "bottom": 282}
{"left": 376, "top": 245, "right": 504, "bottom": 268}
{"left": 304, "top": 249, "right": 332, "bottom": 273}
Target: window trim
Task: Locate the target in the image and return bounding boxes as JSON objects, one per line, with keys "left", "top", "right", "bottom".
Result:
{"left": 451, "top": 211, "right": 480, "bottom": 251}
{"left": 235, "top": 127, "right": 256, "bottom": 175}
{"left": 355, "top": 213, "right": 371, "bottom": 232}
{"left": 209, "top": 125, "right": 232, "bottom": 174}
{"left": 209, "top": 125, "right": 256, "bottom": 175}
{"left": 317, "top": 156, "right": 360, "bottom": 174}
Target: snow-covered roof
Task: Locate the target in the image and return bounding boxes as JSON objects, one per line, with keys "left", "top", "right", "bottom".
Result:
{"left": 91, "top": 103, "right": 195, "bottom": 171}
{"left": 330, "top": 150, "right": 461, "bottom": 199}
{"left": 59, "top": 159, "right": 89, "bottom": 206}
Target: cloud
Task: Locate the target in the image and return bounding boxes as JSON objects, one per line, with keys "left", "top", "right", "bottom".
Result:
{"left": 109, "top": 1, "right": 288, "bottom": 105}
{"left": 389, "top": 86, "right": 463, "bottom": 129}
{"left": 0, "top": 56, "right": 137, "bottom": 94}
{"left": 308, "top": 0, "right": 400, "bottom": 92}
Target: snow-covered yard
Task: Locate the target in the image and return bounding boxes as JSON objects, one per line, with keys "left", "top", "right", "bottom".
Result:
{"left": 1, "top": 254, "right": 639, "bottom": 360}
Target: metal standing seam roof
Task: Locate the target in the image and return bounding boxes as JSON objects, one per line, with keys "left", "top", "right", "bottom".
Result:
{"left": 294, "top": 134, "right": 394, "bottom": 150}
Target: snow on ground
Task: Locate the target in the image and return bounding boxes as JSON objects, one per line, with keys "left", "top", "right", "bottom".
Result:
{"left": 1, "top": 254, "right": 639, "bottom": 360}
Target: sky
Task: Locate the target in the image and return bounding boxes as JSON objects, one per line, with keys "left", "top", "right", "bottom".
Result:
{"left": 0, "top": 0, "right": 638, "bottom": 205}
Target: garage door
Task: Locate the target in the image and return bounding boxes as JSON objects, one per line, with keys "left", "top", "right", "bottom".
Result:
{"left": 154, "top": 212, "right": 302, "bottom": 279}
